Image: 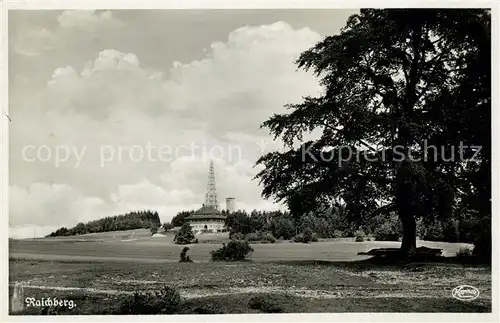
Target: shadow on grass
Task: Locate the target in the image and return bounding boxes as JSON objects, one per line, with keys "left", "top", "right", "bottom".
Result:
{"left": 266, "top": 254, "right": 491, "bottom": 271}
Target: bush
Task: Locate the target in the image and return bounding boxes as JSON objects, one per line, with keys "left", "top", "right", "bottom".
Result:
{"left": 179, "top": 247, "right": 193, "bottom": 263}
{"left": 333, "top": 230, "right": 343, "bottom": 238}
{"left": 163, "top": 223, "right": 174, "bottom": 231}
{"left": 174, "top": 223, "right": 196, "bottom": 245}
{"left": 292, "top": 229, "right": 315, "bottom": 243}
{"left": 302, "top": 228, "right": 313, "bottom": 242}
{"left": 342, "top": 229, "right": 354, "bottom": 238}
{"left": 472, "top": 217, "right": 491, "bottom": 264}
{"left": 150, "top": 227, "right": 158, "bottom": 235}
{"left": 211, "top": 241, "right": 254, "bottom": 261}
{"left": 456, "top": 247, "right": 473, "bottom": 259}
{"left": 373, "top": 224, "right": 400, "bottom": 241}
{"left": 311, "top": 232, "right": 319, "bottom": 242}
{"left": 245, "top": 231, "right": 276, "bottom": 243}
{"left": 261, "top": 232, "right": 276, "bottom": 243}
{"left": 248, "top": 295, "right": 284, "bottom": 313}
{"left": 355, "top": 230, "right": 365, "bottom": 242}
{"left": 371, "top": 214, "right": 401, "bottom": 241}
{"left": 245, "top": 232, "right": 260, "bottom": 242}
{"left": 117, "top": 286, "right": 181, "bottom": 314}
{"left": 421, "top": 220, "right": 444, "bottom": 241}
{"left": 230, "top": 232, "right": 245, "bottom": 240}
{"left": 272, "top": 217, "right": 296, "bottom": 240}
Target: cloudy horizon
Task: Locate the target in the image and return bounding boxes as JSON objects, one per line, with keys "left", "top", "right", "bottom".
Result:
{"left": 8, "top": 9, "right": 358, "bottom": 239}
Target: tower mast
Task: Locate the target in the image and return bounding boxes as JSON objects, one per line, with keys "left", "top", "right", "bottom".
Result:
{"left": 204, "top": 160, "right": 219, "bottom": 210}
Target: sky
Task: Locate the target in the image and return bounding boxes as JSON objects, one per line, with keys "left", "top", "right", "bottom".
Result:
{"left": 8, "top": 9, "right": 358, "bottom": 238}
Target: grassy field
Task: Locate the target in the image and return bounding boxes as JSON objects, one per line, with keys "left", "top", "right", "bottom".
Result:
{"left": 8, "top": 231, "right": 491, "bottom": 314}
{"left": 10, "top": 229, "right": 473, "bottom": 263}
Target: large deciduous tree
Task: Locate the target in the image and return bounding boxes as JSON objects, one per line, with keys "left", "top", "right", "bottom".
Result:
{"left": 255, "top": 9, "right": 490, "bottom": 256}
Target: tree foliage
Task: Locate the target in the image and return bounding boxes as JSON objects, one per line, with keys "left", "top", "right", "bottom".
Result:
{"left": 174, "top": 223, "right": 196, "bottom": 245}
{"left": 255, "top": 9, "right": 490, "bottom": 257}
{"left": 171, "top": 210, "right": 195, "bottom": 227}
{"left": 47, "top": 210, "right": 161, "bottom": 237}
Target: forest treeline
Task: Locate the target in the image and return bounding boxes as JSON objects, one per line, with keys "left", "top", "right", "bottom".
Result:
{"left": 46, "top": 210, "right": 161, "bottom": 237}
{"left": 170, "top": 207, "right": 478, "bottom": 243}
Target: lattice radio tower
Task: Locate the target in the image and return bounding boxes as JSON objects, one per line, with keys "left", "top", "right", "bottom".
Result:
{"left": 204, "top": 160, "right": 219, "bottom": 209}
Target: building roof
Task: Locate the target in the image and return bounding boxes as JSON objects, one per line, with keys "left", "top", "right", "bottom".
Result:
{"left": 186, "top": 205, "right": 227, "bottom": 221}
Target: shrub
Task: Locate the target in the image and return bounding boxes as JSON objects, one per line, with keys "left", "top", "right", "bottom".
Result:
{"left": 245, "top": 231, "right": 276, "bottom": 243}
{"left": 342, "top": 229, "right": 354, "bottom": 238}
{"left": 117, "top": 286, "right": 181, "bottom": 314}
{"left": 272, "top": 217, "right": 296, "bottom": 240}
{"left": 421, "top": 220, "right": 444, "bottom": 241}
{"left": 174, "top": 223, "right": 196, "bottom": 245}
{"left": 420, "top": 219, "right": 459, "bottom": 243}
{"left": 211, "top": 241, "right": 254, "bottom": 261}
{"left": 472, "top": 217, "right": 491, "bottom": 264}
{"left": 163, "top": 223, "right": 174, "bottom": 231}
{"left": 297, "top": 213, "right": 338, "bottom": 239}
{"left": 248, "top": 295, "right": 284, "bottom": 313}
{"left": 311, "top": 232, "right": 319, "bottom": 242}
{"left": 373, "top": 224, "right": 400, "bottom": 241}
{"left": 245, "top": 232, "right": 261, "bottom": 242}
{"left": 291, "top": 230, "right": 315, "bottom": 243}
{"left": 179, "top": 247, "right": 193, "bottom": 263}
{"left": 230, "top": 232, "right": 245, "bottom": 240}
{"left": 456, "top": 247, "right": 473, "bottom": 259}
{"left": 355, "top": 230, "right": 365, "bottom": 242}
{"left": 332, "top": 230, "right": 343, "bottom": 238}
{"left": 150, "top": 227, "right": 158, "bottom": 235}
{"left": 261, "top": 232, "right": 276, "bottom": 243}
{"left": 372, "top": 214, "right": 401, "bottom": 241}
{"left": 302, "top": 229, "right": 313, "bottom": 242}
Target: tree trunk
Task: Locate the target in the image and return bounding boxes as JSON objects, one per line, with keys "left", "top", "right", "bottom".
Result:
{"left": 395, "top": 161, "right": 418, "bottom": 257}
{"left": 400, "top": 213, "right": 417, "bottom": 254}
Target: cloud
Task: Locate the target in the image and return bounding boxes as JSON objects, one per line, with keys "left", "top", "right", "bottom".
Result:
{"left": 9, "top": 183, "right": 109, "bottom": 228}
{"left": 57, "top": 10, "right": 122, "bottom": 31}
{"left": 163, "top": 21, "right": 323, "bottom": 137}
{"left": 8, "top": 180, "right": 204, "bottom": 236}
{"left": 9, "top": 21, "right": 321, "bottom": 237}
{"left": 13, "top": 28, "right": 56, "bottom": 57}
{"left": 13, "top": 10, "right": 123, "bottom": 57}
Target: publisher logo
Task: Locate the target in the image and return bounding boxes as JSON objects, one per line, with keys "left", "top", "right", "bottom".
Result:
{"left": 452, "top": 285, "right": 480, "bottom": 301}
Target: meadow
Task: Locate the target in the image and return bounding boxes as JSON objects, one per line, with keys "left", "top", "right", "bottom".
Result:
{"left": 8, "top": 229, "right": 491, "bottom": 314}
